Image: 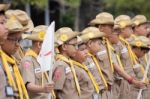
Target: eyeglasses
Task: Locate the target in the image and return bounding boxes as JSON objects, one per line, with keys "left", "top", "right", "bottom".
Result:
{"left": 7, "top": 37, "right": 22, "bottom": 44}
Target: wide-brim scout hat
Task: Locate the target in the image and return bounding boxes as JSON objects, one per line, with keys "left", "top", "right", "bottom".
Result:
{"left": 132, "top": 15, "right": 150, "bottom": 26}
{"left": 5, "top": 9, "right": 34, "bottom": 32}
{"left": 55, "top": 27, "right": 80, "bottom": 47}
{"left": 89, "top": 12, "right": 114, "bottom": 26}
{"left": 0, "top": 4, "right": 10, "bottom": 12}
{"left": 6, "top": 16, "right": 28, "bottom": 33}
{"left": 22, "top": 25, "right": 48, "bottom": 41}
{"left": 78, "top": 27, "right": 105, "bottom": 43}
{"left": 129, "top": 36, "right": 150, "bottom": 49}
{"left": 114, "top": 15, "right": 132, "bottom": 29}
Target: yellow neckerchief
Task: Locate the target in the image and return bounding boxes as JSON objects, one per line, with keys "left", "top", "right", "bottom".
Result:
{"left": 88, "top": 53, "right": 108, "bottom": 90}
{"left": 56, "top": 54, "right": 81, "bottom": 95}
{"left": 25, "top": 48, "right": 38, "bottom": 58}
{"left": 119, "top": 36, "right": 135, "bottom": 67}
{"left": 25, "top": 49, "right": 56, "bottom": 99}
{"left": 71, "top": 60, "right": 100, "bottom": 93}
{"left": 1, "top": 50, "right": 29, "bottom": 99}
{"left": 103, "top": 37, "right": 114, "bottom": 72}
{"left": 131, "top": 34, "right": 137, "bottom": 39}
{"left": 133, "top": 53, "right": 149, "bottom": 83}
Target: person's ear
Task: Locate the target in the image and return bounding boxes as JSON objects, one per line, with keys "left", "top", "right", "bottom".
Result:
{"left": 37, "top": 42, "right": 42, "bottom": 49}
{"left": 62, "top": 44, "right": 68, "bottom": 51}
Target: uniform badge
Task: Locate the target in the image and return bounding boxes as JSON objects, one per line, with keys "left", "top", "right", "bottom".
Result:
{"left": 53, "top": 68, "right": 62, "bottom": 81}
{"left": 23, "top": 61, "right": 31, "bottom": 69}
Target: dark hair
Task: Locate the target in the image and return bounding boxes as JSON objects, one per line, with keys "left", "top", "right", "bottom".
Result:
{"left": 0, "top": 11, "right": 5, "bottom": 16}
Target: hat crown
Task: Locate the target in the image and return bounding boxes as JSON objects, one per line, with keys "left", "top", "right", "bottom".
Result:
{"left": 5, "top": 9, "right": 34, "bottom": 32}
{"left": 96, "top": 12, "right": 114, "bottom": 20}
{"left": 114, "top": 15, "right": 132, "bottom": 29}
{"left": 89, "top": 12, "right": 114, "bottom": 25}
{"left": 129, "top": 36, "right": 150, "bottom": 48}
{"left": 55, "top": 27, "right": 79, "bottom": 47}
{"left": 132, "top": 15, "right": 148, "bottom": 26}
{"left": 79, "top": 27, "right": 104, "bottom": 43}
{"left": 32, "top": 25, "right": 48, "bottom": 34}
{"left": 82, "top": 27, "right": 100, "bottom": 34}
{"left": 0, "top": 4, "right": 10, "bottom": 11}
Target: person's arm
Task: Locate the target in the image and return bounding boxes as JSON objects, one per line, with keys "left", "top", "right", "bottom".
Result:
{"left": 113, "top": 64, "right": 145, "bottom": 88}
{"left": 26, "top": 82, "right": 54, "bottom": 93}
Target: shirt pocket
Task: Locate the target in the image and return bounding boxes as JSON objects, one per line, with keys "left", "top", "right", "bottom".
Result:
{"left": 97, "top": 50, "right": 108, "bottom": 61}
{"left": 64, "top": 73, "right": 75, "bottom": 89}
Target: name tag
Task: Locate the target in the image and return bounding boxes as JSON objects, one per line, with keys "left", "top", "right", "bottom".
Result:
{"left": 121, "top": 47, "right": 128, "bottom": 54}
{"left": 87, "top": 62, "right": 95, "bottom": 69}
{"left": 97, "top": 50, "right": 107, "bottom": 56}
{"left": 35, "top": 68, "right": 41, "bottom": 73}
{"left": 65, "top": 67, "right": 71, "bottom": 74}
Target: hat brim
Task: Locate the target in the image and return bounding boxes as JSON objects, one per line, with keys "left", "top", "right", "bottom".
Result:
{"left": 0, "top": 4, "right": 10, "bottom": 11}
{"left": 89, "top": 18, "right": 114, "bottom": 26}
{"left": 23, "top": 19, "right": 34, "bottom": 33}
{"left": 9, "top": 27, "right": 29, "bottom": 33}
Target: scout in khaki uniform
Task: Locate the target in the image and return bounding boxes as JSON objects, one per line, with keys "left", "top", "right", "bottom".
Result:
{"left": 20, "top": 25, "right": 54, "bottom": 99}
{"left": 0, "top": 3, "right": 13, "bottom": 99}
{"left": 5, "top": 9, "right": 34, "bottom": 65}
{"left": 132, "top": 15, "right": 150, "bottom": 37}
{"left": 129, "top": 36, "right": 150, "bottom": 99}
{"left": 132, "top": 15, "right": 150, "bottom": 80}
{"left": 77, "top": 27, "right": 112, "bottom": 99}
{"left": 54, "top": 27, "right": 95, "bottom": 99}
{"left": 89, "top": 12, "right": 145, "bottom": 99}
{"left": 89, "top": 12, "right": 116, "bottom": 99}
{"left": 113, "top": 15, "right": 146, "bottom": 99}
{"left": 0, "top": 11, "right": 30, "bottom": 99}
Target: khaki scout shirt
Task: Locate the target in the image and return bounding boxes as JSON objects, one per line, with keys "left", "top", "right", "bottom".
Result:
{"left": 75, "top": 65, "right": 94, "bottom": 99}
{"left": 20, "top": 56, "right": 49, "bottom": 99}
{"left": 53, "top": 60, "right": 79, "bottom": 99}
{"left": 83, "top": 57, "right": 105, "bottom": 90}
{"left": 96, "top": 41, "right": 114, "bottom": 85}
{"left": 113, "top": 41, "right": 136, "bottom": 77}
{"left": 0, "top": 60, "right": 13, "bottom": 99}
{"left": 53, "top": 60, "right": 95, "bottom": 99}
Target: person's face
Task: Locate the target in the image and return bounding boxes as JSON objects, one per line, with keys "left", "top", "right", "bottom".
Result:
{"left": 134, "top": 23, "right": 149, "bottom": 36}
{"left": 0, "top": 14, "right": 8, "bottom": 42}
{"left": 108, "top": 34, "right": 119, "bottom": 44}
{"left": 98, "top": 24, "right": 113, "bottom": 37}
{"left": 63, "top": 38, "right": 78, "bottom": 58}
{"left": 121, "top": 26, "right": 133, "bottom": 38}
{"left": 133, "top": 47, "right": 148, "bottom": 58}
{"left": 1, "top": 32, "right": 22, "bottom": 55}
{"left": 76, "top": 44, "right": 89, "bottom": 63}
{"left": 87, "top": 39, "right": 101, "bottom": 55}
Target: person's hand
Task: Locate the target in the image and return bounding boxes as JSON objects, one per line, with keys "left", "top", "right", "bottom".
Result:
{"left": 132, "top": 79, "right": 146, "bottom": 89}
{"left": 43, "top": 82, "right": 54, "bottom": 93}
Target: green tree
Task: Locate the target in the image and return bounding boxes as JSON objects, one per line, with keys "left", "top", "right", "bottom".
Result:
{"left": 104, "top": 0, "right": 150, "bottom": 18}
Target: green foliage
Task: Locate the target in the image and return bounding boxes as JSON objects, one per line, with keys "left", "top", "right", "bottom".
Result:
{"left": 59, "top": 8, "right": 75, "bottom": 28}
{"left": 64, "top": 0, "right": 81, "bottom": 8}
{"left": 12, "top": 0, "right": 48, "bottom": 8}
{"left": 105, "top": 0, "right": 150, "bottom": 19}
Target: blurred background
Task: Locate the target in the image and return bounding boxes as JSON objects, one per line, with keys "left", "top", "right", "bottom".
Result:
{"left": 4, "top": 0, "right": 150, "bottom": 31}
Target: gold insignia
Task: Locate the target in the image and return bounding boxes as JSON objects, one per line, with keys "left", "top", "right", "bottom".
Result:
{"left": 135, "top": 41, "right": 142, "bottom": 47}
{"left": 60, "top": 34, "right": 68, "bottom": 41}
{"left": 10, "top": 16, "right": 16, "bottom": 21}
{"left": 38, "top": 31, "right": 45, "bottom": 40}
{"left": 120, "top": 21, "right": 126, "bottom": 28}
